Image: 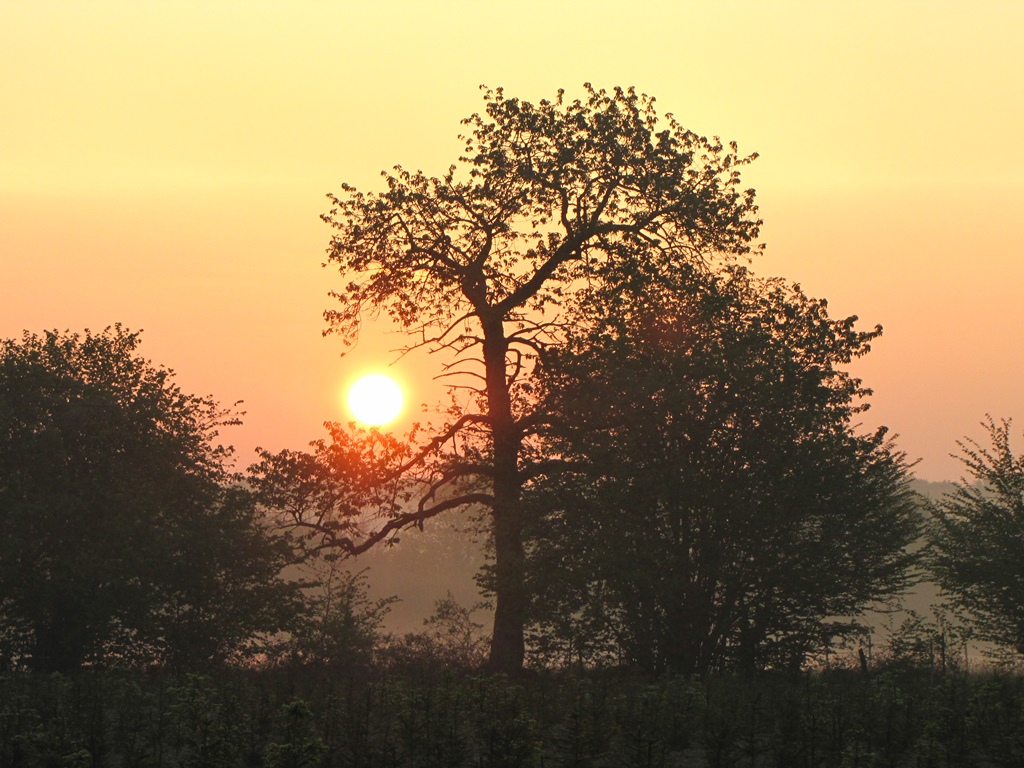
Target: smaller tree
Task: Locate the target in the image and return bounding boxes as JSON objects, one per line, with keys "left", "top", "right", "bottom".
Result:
{"left": 281, "top": 561, "right": 395, "bottom": 673}
{"left": 519, "top": 265, "right": 922, "bottom": 673}
{"left": 928, "top": 417, "right": 1024, "bottom": 657}
{"left": 0, "top": 326, "right": 299, "bottom": 671}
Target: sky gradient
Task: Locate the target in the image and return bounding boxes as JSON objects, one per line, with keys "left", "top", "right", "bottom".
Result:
{"left": 2, "top": 1, "right": 1022, "bottom": 480}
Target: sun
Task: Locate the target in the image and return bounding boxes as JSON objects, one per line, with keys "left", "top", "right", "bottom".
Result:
{"left": 347, "top": 373, "right": 404, "bottom": 426}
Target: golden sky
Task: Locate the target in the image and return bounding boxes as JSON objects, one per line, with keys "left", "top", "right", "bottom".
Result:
{"left": 2, "top": 0, "right": 1022, "bottom": 480}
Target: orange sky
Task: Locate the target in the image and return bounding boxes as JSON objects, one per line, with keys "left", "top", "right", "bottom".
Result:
{"left": 2, "top": 1, "right": 1022, "bottom": 481}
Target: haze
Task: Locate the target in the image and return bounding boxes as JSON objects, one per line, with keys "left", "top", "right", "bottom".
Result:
{"left": 2, "top": 1, "right": 1022, "bottom": 481}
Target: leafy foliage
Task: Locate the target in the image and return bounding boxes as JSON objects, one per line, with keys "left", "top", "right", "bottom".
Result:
{"left": 322, "top": 84, "right": 762, "bottom": 346}
{"left": 520, "top": 265, "right": 922, "bottom": 673}
{"left": 283, "top": 563, "right": 395, "bottom": 674}
{"left": 379, "top": 592, "right": 490, "bottom": 673}
{"left": 0, "top": 326, "right": 299, "bottom": 671}
{"left": 928, "top": 418, "right": 1024, "bottom": 657}
{"left": 1, "top": 666, "right": 1022, "bottom": 767}
{"left": 270, "top": 84, "right": 765, "bottom": 671}
{"left": 251, "top": 423, "right": 420, "bottom": 557}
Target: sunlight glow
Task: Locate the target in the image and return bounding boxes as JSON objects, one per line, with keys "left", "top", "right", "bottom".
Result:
{"left": 347, "top": 373, "right": 404, "bottom": 426}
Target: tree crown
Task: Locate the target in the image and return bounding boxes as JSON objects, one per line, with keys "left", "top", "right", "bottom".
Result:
{"left": 322, "top": 84, "right": 763, "bottom": 351}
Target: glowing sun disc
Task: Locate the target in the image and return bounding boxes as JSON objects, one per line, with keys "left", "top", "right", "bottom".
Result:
{"left": 347, "top": 374, "right": 403, "bottom": 426}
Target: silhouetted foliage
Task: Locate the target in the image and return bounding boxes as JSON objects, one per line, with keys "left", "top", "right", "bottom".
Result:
{"left": 520, "top": 264, "right": 922, "bottom": 673}
{"left": 0, "top": 326, "right": 299, "bottom": 671}
{"left": 876, "top": 607, "right": 971, "bottom": 674}
{"left": 251, "top": 423, "right": 417, "bottom": 560}
{"left": 928, "top": 417, "right": 1024, "bottom": 659}
{"left": 1, "top": 666, "right": 1023, "bottom": 766}
{"left": 378, "top": 592, "right": 490, "bottom": 673}
{"left": 282, "top": 563, "right": 395, "bottom": 674}
{"left": 261, "top": 84, "right": 763, "bottom": 672}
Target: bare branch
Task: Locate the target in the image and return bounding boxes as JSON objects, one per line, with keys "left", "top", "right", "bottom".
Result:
{"left": 308, "top": 492, "right": 495, "bottom": 556}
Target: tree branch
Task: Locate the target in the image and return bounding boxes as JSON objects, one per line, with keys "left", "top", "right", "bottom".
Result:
{"left": 306, "top": 492, "right": 495, "bottom": 556}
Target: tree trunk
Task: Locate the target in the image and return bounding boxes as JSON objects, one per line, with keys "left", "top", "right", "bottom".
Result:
{"left": 481, "top": 313, "right": 526, "bottom": 673}
{"left": 490, "top": 479, "right": 526, "bottom": 672}
{"left": 29, "top": 599, "right": 90, "bottom": 673}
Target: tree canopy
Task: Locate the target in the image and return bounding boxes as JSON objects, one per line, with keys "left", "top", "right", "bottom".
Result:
{"left": 294, "top": 85, "right": 765, "bottom": 672}
{"left": 928, "top": 418, "right": 1024, "bottom": 657}
{"left": 519, "top": 264, "right": 921, "bottom": 673}
{"left": 255, "top": 85, "right": 921, "bottom": 675}
{"left": 0, "top": 326, "right": 298, "bottom": 671}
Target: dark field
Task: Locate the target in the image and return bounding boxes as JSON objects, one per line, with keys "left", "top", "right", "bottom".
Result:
{"left": 3, "top": 664, "right": 1024, "bottom": 768}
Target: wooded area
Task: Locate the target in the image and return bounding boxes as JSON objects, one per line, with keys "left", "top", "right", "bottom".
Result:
{"left": 2, "top": 86, "right": 1023, "bottom": 764}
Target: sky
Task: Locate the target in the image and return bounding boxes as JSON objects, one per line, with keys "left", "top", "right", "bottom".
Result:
{"left": 2, "top": 0, "right": 1022, "bottom": 481}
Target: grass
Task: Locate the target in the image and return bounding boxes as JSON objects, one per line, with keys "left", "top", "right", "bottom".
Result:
{"left": 3, "top": 663, "right": 1024, "bottom": 767}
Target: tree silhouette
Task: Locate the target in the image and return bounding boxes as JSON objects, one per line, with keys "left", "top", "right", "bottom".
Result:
{"left": 0, "top": 327, "right": 298, "bottom": 671}
{"left": 928, "top": 417, "right": 1024, "bottom": 657}
{"left": 262, "top": 85, "right": 763, "bottom": 672}
{"left": 520, "top": 264, "right": 921, "bottom": 673}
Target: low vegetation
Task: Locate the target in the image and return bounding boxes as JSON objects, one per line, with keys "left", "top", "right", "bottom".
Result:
{"left": 5, "top": 661, "right": 1024, "bottom": 768}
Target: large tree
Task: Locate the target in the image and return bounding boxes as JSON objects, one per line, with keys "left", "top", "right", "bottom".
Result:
{"left": 0, "top": 326, "right": 298, "bottom": 671}
{"left": 518, "top": 264, "right": 921, "bottom": 673}
{"left": 928, "top": 418, "right": 1024, "bottom": 657}
{"left": 275, "top": 85, "right": 762, "bottom": 672}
